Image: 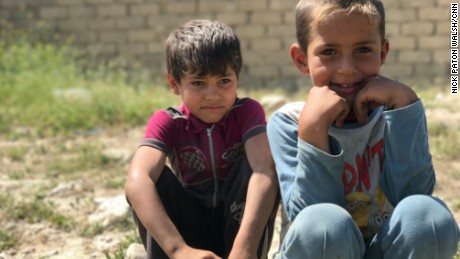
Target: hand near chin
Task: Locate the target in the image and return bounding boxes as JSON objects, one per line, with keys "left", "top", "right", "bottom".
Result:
{"left": 299, "top": 85, "right": 350, "bottom": 152}
{"left": 353, "top": 75, "right": 418, "bottom": 124}
{"left": 302, "top": 85, "right": 350, "bottom": 128}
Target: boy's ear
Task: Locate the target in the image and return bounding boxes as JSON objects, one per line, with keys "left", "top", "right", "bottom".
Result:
{"left": 290, "top": 43, "right": 310, "bottom": 75}
{"left": 380, "top": 39, "right": 390, "bottom": 66}
{"left": 166, "top": 72, "right": 180, "bottom": 95}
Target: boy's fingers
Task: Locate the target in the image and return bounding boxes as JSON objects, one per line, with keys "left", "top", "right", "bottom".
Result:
{"left": 353, "top": 80, "right": 386, "bottom": 124}
{"left": 335, "top": 115, "right": 346, "bottom": 128}
{"left": 354, "top": 90, "right": 382, "bottom": 124}
{"left": 354, "top": 100, "right": 368, "bottom": 124}
{"left": 335, "top": 101, "right": 350, "bottom": 128}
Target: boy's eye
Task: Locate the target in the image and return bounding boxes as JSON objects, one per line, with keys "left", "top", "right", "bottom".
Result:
{"left": 320, "top": 49, "right": 336, "bottom": 55}
{"left": 191, "top": 81, "right": 205, "bottom": 86}
{"left": 356, "top": 47, "right": 372, "bottom": 54}
{"left": 220, "top": 78, "right": 231, "bottom": 84}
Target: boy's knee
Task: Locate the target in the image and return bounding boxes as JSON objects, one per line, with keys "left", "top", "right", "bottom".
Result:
{"left": 393, "top": 195, "right": 457, "bottom": 229}
{"left": 395, "top": 194, "right": 448, "bottom": 214}
{"left": 280, "top": 204, "right": 364, "bottom": 259}
{"left": 383, "top": 195, "right": 459, "bottom": 258}
{"left": 293, "top": 203, "right": 353, "bottom": 231}
{"left": 292, "top": 203, "right": 361, "bottom": 242}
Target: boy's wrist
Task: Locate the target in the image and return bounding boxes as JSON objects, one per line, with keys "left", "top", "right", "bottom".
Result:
{"left": 299, "top": 105, "right": 331, "bottom": 135}
{"left": 230, "top": 238, "right": 256, "bottom": 258}
{"left": 298, "top": 122, "right": 330, "bottom": 153}
{"left": 163, "top": 237, "right": 188, "bottom": 258}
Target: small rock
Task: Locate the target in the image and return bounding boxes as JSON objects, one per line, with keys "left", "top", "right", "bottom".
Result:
{"left": 126, "top": 243, "right": 146, "bottom": 259}
{"left": 88, "top": 195, "right": 130, "bottom": 227}
{"left": 102, "top": 148, "right": 133, "bottom": 163}
{"left": 48, "top": 180, "right": 82, "bottom": 197}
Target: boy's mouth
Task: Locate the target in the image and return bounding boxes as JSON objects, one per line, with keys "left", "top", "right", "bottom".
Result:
{"left": 329, "top": 81, "right": 365, "bottom": 95}
{"left": 329, "top": 81, "right": 366, "bottom": 123}
{"left": 202, "top": 105, "right": 225, "bottom": 111}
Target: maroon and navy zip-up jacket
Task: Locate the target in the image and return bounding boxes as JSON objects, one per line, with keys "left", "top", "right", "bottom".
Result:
{"left": 140, "top": 98, "right": 267, "bottom": 208}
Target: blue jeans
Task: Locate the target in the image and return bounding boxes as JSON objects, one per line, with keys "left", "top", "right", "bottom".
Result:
{"left": 277, "top": 195, "right": 459, "bottom": 259}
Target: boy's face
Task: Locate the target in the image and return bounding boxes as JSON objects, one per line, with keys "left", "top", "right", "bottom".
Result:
{"left": 293, "top": 12, "right": 389, "bottom": 105}
{"left": 167, "top": 67, "right": 238, "bottom": 124}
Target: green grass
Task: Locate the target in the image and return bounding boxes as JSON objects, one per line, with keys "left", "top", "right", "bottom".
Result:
{"left": 4, "top": 195, "right": 74, "bottom": 231}
{"left": 0, "top": 228, "right": 17, "bottom": 251}
{"left": 0, "top": 21, "right": 176, "bottom": 138}
{"left": 46, "top": 142, "right": 108, "bottom": 175}
{"left": 2, "top": 145, "right": 29, "bottom": 162}
{"left": 428, "top": 122, "right": 460, "bottom": 160}
{"left": 0, "top": 192, "right": 74, "bottom": 250}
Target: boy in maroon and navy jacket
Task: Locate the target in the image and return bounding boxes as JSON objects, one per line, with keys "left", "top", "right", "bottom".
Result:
{"left": 125, "top": 19, "right": 279, "bottom": 259}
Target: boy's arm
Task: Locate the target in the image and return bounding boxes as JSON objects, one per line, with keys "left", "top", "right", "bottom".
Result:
{"left": 352, "top": 76, "right": 435, "bottom": 203}
{"left": 228, "top": 132, "right": 279, "bottom": 259}
{"left": 125, "top": 146, "right": 221, "bottom": 259}
{"left": 353, "top": 75, "right": 418, "bottom": 124}
{"left": 380, "top": 100, "right": 436, "bottom": 204}
{"left": 299, "top": 86, "right": 350, "bottom": 152}
{"left": 267, "top": 107, "right": 346, "bottom": 221}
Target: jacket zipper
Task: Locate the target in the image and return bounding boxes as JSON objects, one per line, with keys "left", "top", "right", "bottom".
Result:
{"left": 207, "top": 125, "right": 218, "bottom": 207}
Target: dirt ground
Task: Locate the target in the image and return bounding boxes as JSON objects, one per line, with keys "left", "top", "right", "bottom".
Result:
{"left": 0, "top": 91, "right": 459, "bottom": 258}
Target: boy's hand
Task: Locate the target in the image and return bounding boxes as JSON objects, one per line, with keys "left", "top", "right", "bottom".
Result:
{"left": 353, "top": 75, "right": 418, "bottom": 124}
{"left": 172, "top": 246, "right": 222, "bottom": 259}
{"left": 301, "top": 85, "right": 350, "bottom": 129}
{"left": 299, "top": 85, "right": 350, "bottom": 152}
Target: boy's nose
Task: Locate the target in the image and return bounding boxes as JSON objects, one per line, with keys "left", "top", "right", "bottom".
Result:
{"left": 205, "top": 86, "right": 221, "bottom": 100}
{"left": 338, "top": 56, "right": 357, "bottom": 76}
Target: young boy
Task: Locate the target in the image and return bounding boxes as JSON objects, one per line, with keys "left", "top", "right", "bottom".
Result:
{"left": 267, "top": 0, "right": 460, "bottom": 258}
{"left": 125, "top": 19, "right": 279, "bottom": 259}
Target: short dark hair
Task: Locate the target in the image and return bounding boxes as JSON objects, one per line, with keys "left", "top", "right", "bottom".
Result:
{"left": 165, "top": 19, "right": 243, "bottom": 83}
{"left": 295, "top": 0, "right": 385, "bottom": 52}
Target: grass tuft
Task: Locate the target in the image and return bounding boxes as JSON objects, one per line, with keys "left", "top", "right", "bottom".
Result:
{"left": 0, "top": 229, "right": 17, "bottom": 251}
